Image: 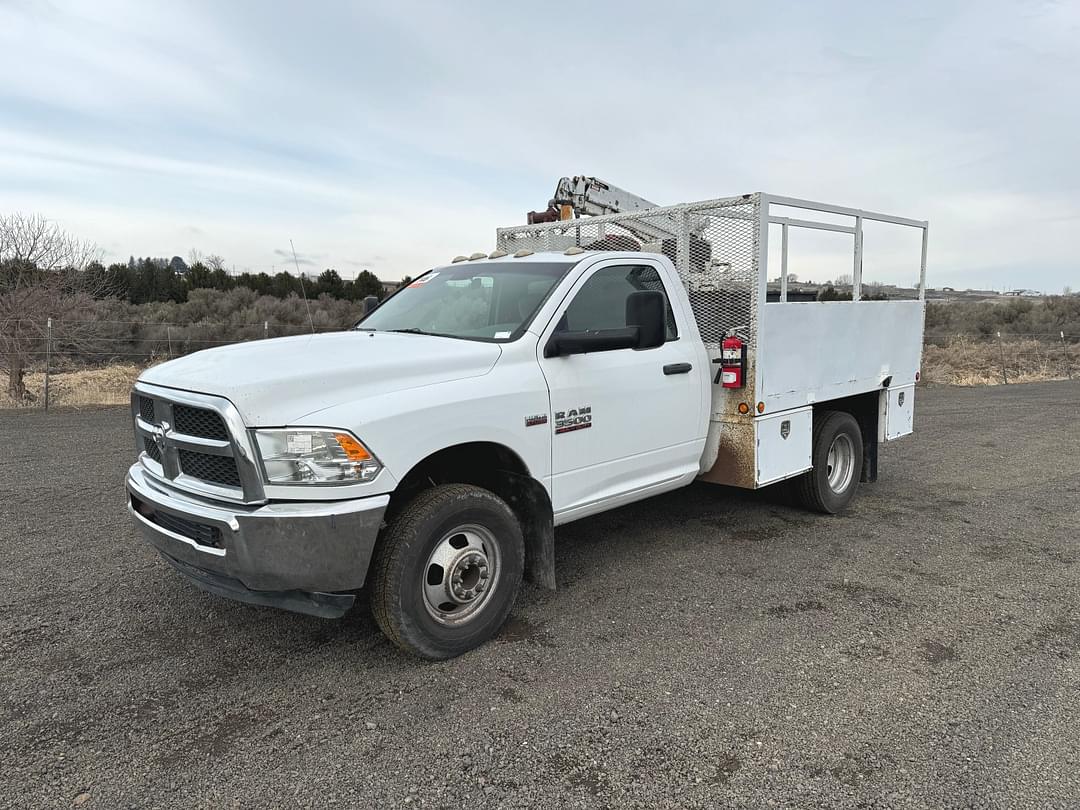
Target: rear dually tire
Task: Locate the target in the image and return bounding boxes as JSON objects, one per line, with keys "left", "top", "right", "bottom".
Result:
{"left": 794, "top": 410, "right": 864, "bottom": 514}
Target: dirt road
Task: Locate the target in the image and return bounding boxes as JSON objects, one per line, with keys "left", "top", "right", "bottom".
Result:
{"left": 2, "top": 382, "right": 1079, "bottom": 808}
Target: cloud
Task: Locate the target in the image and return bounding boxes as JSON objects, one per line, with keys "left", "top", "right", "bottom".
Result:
{"left": 271, "top": 248, "right": 320, "bottom": 266}
{"left": 0, "top": 0, "right": 1077, "bottom": 290}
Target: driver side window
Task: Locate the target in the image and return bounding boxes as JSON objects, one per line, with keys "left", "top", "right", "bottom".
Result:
{"left": 559, "top": 264, "right": 678, "bottom": 339}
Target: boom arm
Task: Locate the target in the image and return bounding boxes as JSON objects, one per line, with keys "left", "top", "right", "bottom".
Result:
{"left": 527, "top": 176, "right": 658, "bottom": 224}
{"left": 526, "top": 175, "right": 683, "bottom": 244}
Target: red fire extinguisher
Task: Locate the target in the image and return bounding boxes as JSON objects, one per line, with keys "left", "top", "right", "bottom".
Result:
{"left": 717, "top": 331, "right": 747, "bottom": 388}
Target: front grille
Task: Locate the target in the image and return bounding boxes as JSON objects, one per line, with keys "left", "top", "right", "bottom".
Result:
{"left": 139, "top": 396, "right": 156, "bottom": 422}
{"left": 173, "top": 405, "right": 229, "bottom": 441}
{"left": 178, "top": 449, "right": 241, "bottom": 488}
{"left": 134, "top": 390, "right": 251, "bottom": 499}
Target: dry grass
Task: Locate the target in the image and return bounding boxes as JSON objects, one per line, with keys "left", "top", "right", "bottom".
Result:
{"left": 922, "top": 338, "right": 1075, "bottom": 386}
{"left": 1, "top": 339, "right": 1075, "bottom": 409}
{"left": 0, "top": 365, "right": 143, "bottom": 409}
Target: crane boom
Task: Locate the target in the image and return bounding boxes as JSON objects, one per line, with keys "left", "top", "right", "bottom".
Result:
{"left": 526, "top": 175, "right": 685, "bottom": 244}
{"left": 527, "top": 176, "right": 658, "bottom": 223}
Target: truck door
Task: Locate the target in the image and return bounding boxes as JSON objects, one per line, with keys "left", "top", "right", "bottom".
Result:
{"left": 537, "top": 260, "right": 705, "bottom": 520}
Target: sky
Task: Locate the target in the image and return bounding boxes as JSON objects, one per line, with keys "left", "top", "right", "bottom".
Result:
{"left": 1, "top": 0, "right": 1077, "bottom": 291}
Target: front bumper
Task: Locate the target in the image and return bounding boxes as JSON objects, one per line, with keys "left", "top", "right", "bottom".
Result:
{"left": 126, "top": 464, "right": 390, "bottom": 610}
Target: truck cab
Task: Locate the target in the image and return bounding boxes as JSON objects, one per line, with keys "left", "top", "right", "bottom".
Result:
{"left": 126, "top": 191, "right": 928, "bottom": 659}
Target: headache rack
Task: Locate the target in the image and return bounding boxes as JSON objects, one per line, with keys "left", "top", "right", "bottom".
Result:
{"left": 498, "top": 192, "right": 928, "bottom": 346}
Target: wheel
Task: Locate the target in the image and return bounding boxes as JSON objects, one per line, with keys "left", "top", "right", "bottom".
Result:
{"left": 793, "top": 410, "right": 864, "bottom": 514}
{"left": 369, "top": 484, "right": 524, "bottom": 660}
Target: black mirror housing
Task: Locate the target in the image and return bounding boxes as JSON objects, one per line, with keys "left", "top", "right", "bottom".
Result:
{"left": 626, "top": 290, "right": 666, "bottom": 350}
{"left": 362, "top": 295, "right": 380, "bottom": 316}
{"left": 544, "top": 327, "right": 640, "bottom": 358}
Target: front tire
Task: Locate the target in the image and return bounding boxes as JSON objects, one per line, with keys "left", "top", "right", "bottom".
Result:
{"left": 370, "top": 484, "right": 524, "bottom": 660}
{"left": 793, "top": 410, "right": 863, "bottom": 514}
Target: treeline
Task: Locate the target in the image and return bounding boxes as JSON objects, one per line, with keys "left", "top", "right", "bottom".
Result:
{"left": 81, "top": 255, "right": 406, "bottom": 305}
{"left": 925, "top": 296, "right": 1080, "bottom": 344}
{"left": 47, "top": 287, "right": 371, "bottom": 367}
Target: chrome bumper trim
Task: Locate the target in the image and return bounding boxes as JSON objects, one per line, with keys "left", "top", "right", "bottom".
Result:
{"left": 126, "top": 463, "right": 389, "bottom": 593}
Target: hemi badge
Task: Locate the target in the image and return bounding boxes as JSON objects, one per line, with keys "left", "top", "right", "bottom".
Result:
{"left": 525, "top": 415, "right": 548, "bottom": 427}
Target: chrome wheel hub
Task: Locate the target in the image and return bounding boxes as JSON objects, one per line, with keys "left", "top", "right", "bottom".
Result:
{"left": 422, "top": 524, "right": 500, "bottom": 626}
{"left": 449, "top": 550, "right": 490, "bottom": 602}
{"left": 825, "top": 433, "right": 856, "bottom": 494}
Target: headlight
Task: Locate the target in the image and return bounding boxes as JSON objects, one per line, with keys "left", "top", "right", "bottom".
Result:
{"left": 254, "top": 429, "right": 382, "bottom": 485}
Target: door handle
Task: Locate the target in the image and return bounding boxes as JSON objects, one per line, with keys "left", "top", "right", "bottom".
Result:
{"left": 663, "top": 363, "right": 692, "bottom": 375}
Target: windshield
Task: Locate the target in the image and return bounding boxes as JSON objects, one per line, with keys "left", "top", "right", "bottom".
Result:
{"left": 358, "top": 261, "right": 573, "bottom": 341}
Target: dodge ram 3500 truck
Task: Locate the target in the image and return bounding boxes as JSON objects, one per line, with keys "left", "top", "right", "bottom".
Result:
{"left": 125, "top": 190, "right": 928, "bottom": 659}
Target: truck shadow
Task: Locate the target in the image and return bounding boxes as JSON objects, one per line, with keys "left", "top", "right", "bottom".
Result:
{"left": 152, "top": 481, "right": 806, "bottom": 658}
{"left": 552, "top": 480, "right": 803, "bottom": 551}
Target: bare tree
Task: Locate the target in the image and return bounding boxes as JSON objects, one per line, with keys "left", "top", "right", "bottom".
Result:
{"left": 0, "top": 213, "right": 102, "bottom": 401}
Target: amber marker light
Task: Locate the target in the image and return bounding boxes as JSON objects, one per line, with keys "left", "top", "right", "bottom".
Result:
{"left": 757, "top": 402, "right": 765, "bottom": 413}
{"left": 334, "top": 433, "right": 373, "bottom": 461}
{"left": 738, "top": 403, "right": 750, "bottom": 415}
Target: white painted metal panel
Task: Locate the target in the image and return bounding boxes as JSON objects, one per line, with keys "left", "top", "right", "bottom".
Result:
{"left": 880, "top": 383, "right": 915, "bottom": 441}
{"left": 757, "top": 301, "right": 924, "bottom": 414}
{"left": 755, "top": 406, "right": 812, "bottom": 486}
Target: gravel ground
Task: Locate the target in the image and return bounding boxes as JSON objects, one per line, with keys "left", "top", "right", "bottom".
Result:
{"left": 2, "top": 382, "right": 1079, "bottom": 809}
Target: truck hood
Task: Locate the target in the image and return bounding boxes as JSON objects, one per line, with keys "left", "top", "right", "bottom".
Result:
{"left": 139, "top": 331, "right": 502, "bottom": 425}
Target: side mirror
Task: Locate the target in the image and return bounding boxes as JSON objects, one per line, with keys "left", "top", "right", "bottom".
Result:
{"left": 544, "top": 326, "right": 640, "bottom": 358}
{"left": 543, "top": 289, "right": 668, "bottom": 358}
{"left": 362, "top": 295, "right": 380, "bottom": 316}
{"left": 626, "top": 290, "right": 666, "bottom": 350}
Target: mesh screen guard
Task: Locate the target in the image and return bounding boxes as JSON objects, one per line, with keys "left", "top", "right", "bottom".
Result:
{"left": 496, "top": 193, "right": 761, "bottom": 352}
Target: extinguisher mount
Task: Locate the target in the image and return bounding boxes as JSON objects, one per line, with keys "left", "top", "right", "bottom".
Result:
{"left": 714, "top": 327, "right": 749, "bottom": 388}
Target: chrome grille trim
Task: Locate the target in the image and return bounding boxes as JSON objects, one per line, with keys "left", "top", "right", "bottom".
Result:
{"left": 131, "top": 383, "right": 266, "bottom": 504}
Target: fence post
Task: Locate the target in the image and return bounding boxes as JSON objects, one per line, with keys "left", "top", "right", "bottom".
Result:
{"left": 1063, "top": 331, "right": 1073, "bottom": 380}
{"left": 997, "top": 332, "right": 1008, "bottom": 384}
{"left": 167, "top": 326, "right": 173, "bottom": 358}
{"left": 264, "top": 320, "right": 269, "bottom": 340}
{"left": 44, "top": 317, "right": 52, "bottom": 411}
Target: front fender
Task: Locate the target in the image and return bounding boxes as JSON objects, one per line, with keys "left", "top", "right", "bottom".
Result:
{"left": 304, "top": 358, "right": 553, "bottom": 500}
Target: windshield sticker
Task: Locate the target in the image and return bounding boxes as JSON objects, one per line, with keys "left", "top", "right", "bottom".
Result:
{"left": 494, "top": 331, "right": 511, "bottom": 339}
{"left": 408, "top": 272, "right": 439, "bottom": 288}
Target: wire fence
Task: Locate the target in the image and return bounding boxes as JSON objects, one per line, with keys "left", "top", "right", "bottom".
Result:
{"left": 2, "top": 317, "right": 353, "bottom": 409}
{"left": 921, "top": 332, "right": 1075, "bottom": 386}
{"left": 0, "top": 319, "right": 1077, "bottom": 410}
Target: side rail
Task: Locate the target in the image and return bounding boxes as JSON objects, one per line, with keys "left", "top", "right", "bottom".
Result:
{"left": 761, "top": 193, "right": 929, "bottom": 302}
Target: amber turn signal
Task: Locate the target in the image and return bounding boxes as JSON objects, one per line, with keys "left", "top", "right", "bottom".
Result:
{"left": 334, "top": 433, "right": 372, "bottom": 461}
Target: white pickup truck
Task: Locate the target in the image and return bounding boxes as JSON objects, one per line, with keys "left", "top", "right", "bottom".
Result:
{"left": 126, "top": 191, "right": 928, "bottom": 659}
